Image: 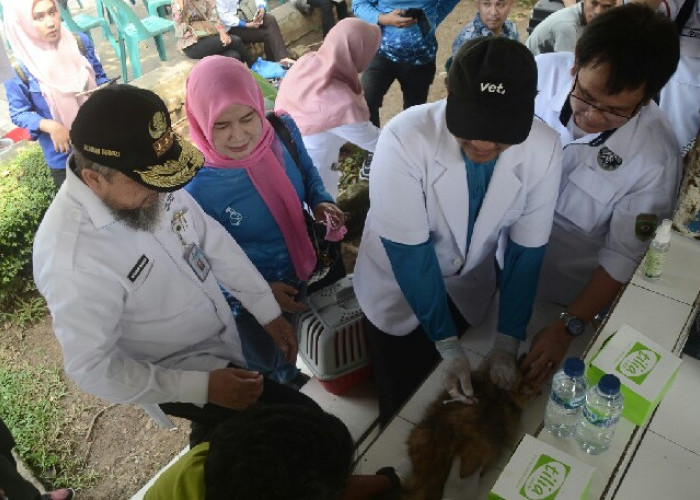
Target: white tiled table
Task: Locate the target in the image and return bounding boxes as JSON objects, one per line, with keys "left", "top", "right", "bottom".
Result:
{"left": 356, "top": 232, "right": 700, "bottom": 499}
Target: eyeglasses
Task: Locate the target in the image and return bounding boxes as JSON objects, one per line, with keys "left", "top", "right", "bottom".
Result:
{"left": 569, "top": 73, "right": 642, "bottom": 127}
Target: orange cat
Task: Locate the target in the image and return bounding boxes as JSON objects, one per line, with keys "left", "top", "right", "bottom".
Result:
{"left": 403, "top": 370, "right": 538, "bottom": 500}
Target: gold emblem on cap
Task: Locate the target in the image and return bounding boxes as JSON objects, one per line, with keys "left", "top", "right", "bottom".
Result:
{"left": 135, "top": 137, "right": 204, "bottom": 188}
{"left": 148, "top": 111, "right": 168, "bottom": 139}
{"left": 153, "top": 128, "right": 175, "bottom": 157}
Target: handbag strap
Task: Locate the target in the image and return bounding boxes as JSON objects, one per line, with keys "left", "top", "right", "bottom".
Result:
{"left": 266, "top": 111, "right": 305, "bottom": 183}
{"left": 676, "top": 0, "right": 695, "bottom": 33}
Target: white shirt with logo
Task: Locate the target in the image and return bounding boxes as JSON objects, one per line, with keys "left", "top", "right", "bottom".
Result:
{"left": 33, "top": 167, "right": 280, "bottom": 414}
{"left": 535, "top": 53, "right": 682, "bottom": 305}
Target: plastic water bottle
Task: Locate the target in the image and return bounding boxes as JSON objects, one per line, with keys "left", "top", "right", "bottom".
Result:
{"left": 575, "top": 374, "right": 624, "bottom": 455}
{"left": 544, "top": 357, "right": 588, "bottom": 437}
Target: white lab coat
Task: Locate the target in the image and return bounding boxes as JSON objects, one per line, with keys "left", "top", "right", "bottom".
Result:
{"left": 535, "top": 53, "right": 682, "bottom": 305}
{"left": 33, "top": 167, "right": 280, "bottom": 409}
{"left": 353, "top": 101, "right": 563, "bottom": 336}
{"left": 659, "top": 0, "right": 700, "bottom": 149}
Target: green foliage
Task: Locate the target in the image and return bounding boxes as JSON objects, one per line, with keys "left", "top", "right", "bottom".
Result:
{"left": 0, "top": 360, "right": 93, "bottom": 489}
{"left": 337, "top": 143, "right": 367, "bottom": 192}
{"left": 0, "top": 290, "right": 47, "bottom": 331}
{"left": 336, "top": 145, "right": 370, "bottom": 241}
{"left": 0, "top": 144, "right": 55, "bottom": 311}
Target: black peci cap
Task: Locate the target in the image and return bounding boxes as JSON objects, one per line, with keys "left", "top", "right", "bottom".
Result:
{"left": 70, "top": 85, "right": 204, "bottom": 192}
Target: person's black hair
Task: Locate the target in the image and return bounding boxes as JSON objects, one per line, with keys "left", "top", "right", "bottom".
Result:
{"left": 204, "top": 403, "right": 354, "bottom": 500}
{"left": 575, "top": 3, "right": 680, "bottom": 100}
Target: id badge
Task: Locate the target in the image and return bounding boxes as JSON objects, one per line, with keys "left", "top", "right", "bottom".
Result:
{"left": 185, "top": 243, "right": 211, "bottom": 282}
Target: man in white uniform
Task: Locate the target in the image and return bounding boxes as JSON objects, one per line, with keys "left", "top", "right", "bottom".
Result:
{"left": 33, "top": 85, "right": 316, "bottom": 445}
{"left": 523, "top": 4, "right": 681, "bottom": 385}
{"left": 657, "top": 0, "right": 700, "bottom": 150}
{"left": 354, "top": 37, "right": 563, "bottom": 425}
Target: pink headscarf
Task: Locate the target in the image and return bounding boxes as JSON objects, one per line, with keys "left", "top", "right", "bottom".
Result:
{"left": 185, "top": 56, "right": 316, "bottom": 282}
{"left": 275, "top": 18, "right": 381, "bottom": 136}
{"left": 3, "top": 0, "right": 97, "bottom": 128}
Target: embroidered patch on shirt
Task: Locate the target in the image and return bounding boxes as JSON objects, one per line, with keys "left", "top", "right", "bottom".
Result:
{"left": 128, "top": 255, "right": 150, "bottom": 282}
{"left": 597, "top": 147, "right": 623, "bottom": 171}
{"left": 635, "top": 213, "right": 659, "bottom": 241}
{"left": 225, "top": 207, "right": 243, "bottom": 226}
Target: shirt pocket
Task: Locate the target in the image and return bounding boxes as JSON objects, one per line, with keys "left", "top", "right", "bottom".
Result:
{"left": 556, "top": 167, "right": 617, "bottom": 233}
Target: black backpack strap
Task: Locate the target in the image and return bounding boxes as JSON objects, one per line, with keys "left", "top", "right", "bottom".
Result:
{"left": 74, "top": 33, "right": 87, "bottom": 56}
{"left": 11, "top": 57, "right": 28, "bottom": 87}
{"left": 266, "top": 111, "right": 306, "bottom": 182}
{"left": 676, "top": 0, "right": 696, "bottom": 33}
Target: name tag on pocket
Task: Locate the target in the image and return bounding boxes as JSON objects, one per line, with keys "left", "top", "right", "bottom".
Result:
{"left": 184, "top": 243, "right": 211, "bottom": 282}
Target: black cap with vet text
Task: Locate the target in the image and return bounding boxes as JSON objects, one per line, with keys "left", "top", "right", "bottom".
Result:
{"left": 446, "top": 36, "right": 537, "bottom": 145}
{"left": 70, "top": 84, "right": 204, "bottom": 192}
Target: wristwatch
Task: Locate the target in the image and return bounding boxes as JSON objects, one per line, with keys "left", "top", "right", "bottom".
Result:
{"left": 559, "top": 311, "right": 585, "bottom": 337}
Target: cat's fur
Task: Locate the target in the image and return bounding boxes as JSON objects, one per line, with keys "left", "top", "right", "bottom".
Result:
{"left": 402, "top": 370, "right": 538, "bottom": 500}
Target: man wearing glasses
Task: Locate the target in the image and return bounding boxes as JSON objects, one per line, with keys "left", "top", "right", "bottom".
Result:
{"left": 521, "top": 3, "right": 681, "bottom": 386}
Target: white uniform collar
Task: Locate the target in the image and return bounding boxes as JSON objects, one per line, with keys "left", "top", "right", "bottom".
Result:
{"left": 65, "top": 156, "right": 118, "bottom": 230}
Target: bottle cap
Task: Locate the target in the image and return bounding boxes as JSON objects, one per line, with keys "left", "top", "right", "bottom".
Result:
{"left": 563, "top": 357, "right": 585, "bottom": 377}
{"left": 599, "top": 374, "right": 621, "bottom": 395}
{"left": 654, "top": 219, "right": 673, "bottom": 244}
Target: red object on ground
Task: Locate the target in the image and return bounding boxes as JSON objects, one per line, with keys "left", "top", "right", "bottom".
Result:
{"left": 4, "top": 127, "right": 31, "bottom": 142}
{"left": 318, "top": 364, "right": 373, "bottom": 395}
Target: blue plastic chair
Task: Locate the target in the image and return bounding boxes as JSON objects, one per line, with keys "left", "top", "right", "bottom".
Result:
{"left": 141, "top": 0, "right": 171, "bottom": 18}
{"left": 59, "top": 4, "right": 111, "bottom": 45}
{"left": 99, "top": 0, "right": 175, "bottom": 83}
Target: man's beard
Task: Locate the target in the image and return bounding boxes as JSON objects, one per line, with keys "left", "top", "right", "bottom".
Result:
{"left": 109, "top": 194, "right": 164, "bottom": 232}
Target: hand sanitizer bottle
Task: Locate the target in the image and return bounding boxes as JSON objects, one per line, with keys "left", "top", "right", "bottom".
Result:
{"left": 643, "top": 219, "right": 672, "bottom": 281}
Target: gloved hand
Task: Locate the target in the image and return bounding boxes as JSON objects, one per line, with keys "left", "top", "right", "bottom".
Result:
{"left": 435, "top": 337, "right": 478, "bottom": 405}
{"left": 483, "top": 333, "right": 520, "bottom": 390}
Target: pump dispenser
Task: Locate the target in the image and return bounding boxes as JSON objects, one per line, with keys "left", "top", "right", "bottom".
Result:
{"left": 643, "top": 219, "right": 672, "bottom": 280}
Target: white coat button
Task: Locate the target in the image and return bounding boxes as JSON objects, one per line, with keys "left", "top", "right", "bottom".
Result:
{"left": 452, "top": 258, "right": 462, "bottom": 267}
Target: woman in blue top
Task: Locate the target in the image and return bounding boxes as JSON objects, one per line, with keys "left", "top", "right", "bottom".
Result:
{"left": 3, "top": 0, "right": 110, "bottom": 188}
{"left": 185, "top": 56, "right": 345, "bottom": 386}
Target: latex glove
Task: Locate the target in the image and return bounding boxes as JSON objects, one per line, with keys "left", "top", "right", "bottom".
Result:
{"left": 484, "top": 333, "right": 520, "bottom": 390}
{"left": 435, "top": 337, "right": 478, "bottom": 405}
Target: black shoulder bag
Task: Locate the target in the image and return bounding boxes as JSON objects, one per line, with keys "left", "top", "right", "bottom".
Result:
{"left": 266, "top": 112, "right": 346, "bottom": 293}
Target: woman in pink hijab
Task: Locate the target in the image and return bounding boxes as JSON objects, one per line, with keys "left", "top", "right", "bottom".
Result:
{"left": 3, "top": 0, "right": 111, "bottom": 188}
{"left": 185, "top": 55, "right": 345, "bottom": 388}
{"left": 275, "top": 18, "right": 382, "bottom": 198}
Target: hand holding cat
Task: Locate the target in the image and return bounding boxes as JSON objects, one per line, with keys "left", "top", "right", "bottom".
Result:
{"left": 483, "top": 333, "right": 520, "bottom": 390}
{"left": 443, "top": 356, "right": 478, "bottom": 404}
{"left": 435, "top": 337, "right": 478, "bottom": 405}
{"left": 520, "top": 324, "right": 571, "bottom": 387}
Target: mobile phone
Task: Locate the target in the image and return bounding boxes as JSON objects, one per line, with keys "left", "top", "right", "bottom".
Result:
{"left": 76, "top": 76, "right": 121, "bottom": 98}
{"left": 403, "top": 7, "right": 423, "bottom": 19}
{"left": 402, "top": 8, "right": 430, "bottom": 37}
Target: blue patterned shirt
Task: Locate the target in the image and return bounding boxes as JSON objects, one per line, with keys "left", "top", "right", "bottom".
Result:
{"left": 353, "top": 0, "right": 460, "bottom": 65}
{"left": 451, "top": 12, "right": 519, "bottom": 56}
